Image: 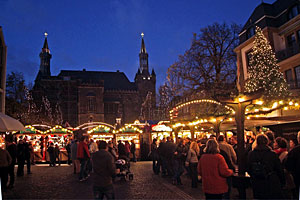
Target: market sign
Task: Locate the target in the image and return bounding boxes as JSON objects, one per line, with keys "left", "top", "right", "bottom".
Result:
{"left": 152, "top": 125, "right": 172, "bottom": 132}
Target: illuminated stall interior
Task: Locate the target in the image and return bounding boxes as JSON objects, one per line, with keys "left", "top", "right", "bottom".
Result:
{"left": 41, "top": 125, "right": 73, "bottom": 161}
{"left": 114, "top": 125, "right": 142, "bottom": 157}
{"left": 13, "top": 125, "right": 47, "bottom": 161}
{"left": 44, "top": 125, "right": 73, "bottom": 149}
{"left": 0, "top": 133, "right": 6, "bottom": 148}
{"left": 87, "top": 124, "right": 114, "bottom": 142}
{"left": 17, "top": 125, "right": 45, "bottom": 152}
{"left": 151, "top": 124, "right": 173, "bottom": 141}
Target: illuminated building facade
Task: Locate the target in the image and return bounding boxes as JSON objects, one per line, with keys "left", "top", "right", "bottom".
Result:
{"left": 235, "top": 0, "right": 300, "bottom": 93}
{"left": 33, "top": 33, "right": 156, "bottom": 127}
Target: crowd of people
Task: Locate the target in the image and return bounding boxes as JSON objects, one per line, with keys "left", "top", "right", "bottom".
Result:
{"left": 69, "top": 136, "right": 136, "bottom": 199}
{"left": 0, "top": 136, "right": 35, "bottom": 192}
{"left": 150, "top": 131, "right": 300, "bottom": 199}
{"left": 69, "top": 136, "right": 136, "bottom": 182}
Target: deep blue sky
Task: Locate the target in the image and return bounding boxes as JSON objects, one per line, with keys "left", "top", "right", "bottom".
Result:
{"left": 0, "top": 0, "right": 275, "bottom": 87}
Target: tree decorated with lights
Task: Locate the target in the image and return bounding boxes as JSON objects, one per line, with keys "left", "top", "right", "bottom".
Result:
{"left": 244, "top": 26, "right": 290, "bottom": 101}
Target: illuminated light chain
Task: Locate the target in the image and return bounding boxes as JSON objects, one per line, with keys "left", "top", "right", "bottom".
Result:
{"left": 44, "top": 125, "right": 73, "bottom": 134}
{"left": 87, "top": 125, "right": 111, "bottom": 134}
{"left": 169, "top": 99, "right": 234, "bottom": 118}
{"left": 114, "top": 124, "right": 143, "bottom": 134}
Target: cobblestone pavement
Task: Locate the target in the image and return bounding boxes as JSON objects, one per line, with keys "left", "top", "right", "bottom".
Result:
{"left": 2, "top": 161, "right": 253, "bottom": 199}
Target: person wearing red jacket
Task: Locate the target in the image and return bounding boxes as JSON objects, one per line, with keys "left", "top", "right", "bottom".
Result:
{"left": 77, "top": 136, "right": 90, "bottom": 181}
{"left": 198, "top": 139, "right": 233, "bottom": 199}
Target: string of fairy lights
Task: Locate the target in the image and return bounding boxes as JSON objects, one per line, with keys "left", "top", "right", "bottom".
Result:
{"left": 19, "top": 125, "right": 73, "bottom": 135}
{"left": 169, "top": 98, "right": 300, "bottom": 129}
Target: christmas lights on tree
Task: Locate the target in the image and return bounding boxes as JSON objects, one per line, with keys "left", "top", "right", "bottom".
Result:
{"left": 244, "top": 26, "right": 290, "bottom": 101}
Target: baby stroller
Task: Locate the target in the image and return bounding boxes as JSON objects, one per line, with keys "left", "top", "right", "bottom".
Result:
{"left": 115, "top": 156, "right": 133, "bottom": 181}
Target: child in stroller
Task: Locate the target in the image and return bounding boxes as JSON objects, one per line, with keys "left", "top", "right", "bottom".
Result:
{"left": 115, "top": 155, "right": 133, "bottom": 180}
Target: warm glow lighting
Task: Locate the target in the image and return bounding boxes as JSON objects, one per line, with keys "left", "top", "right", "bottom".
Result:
{"left": 279, "top": 101, "right": 283, "bottom": 105}
{"left": 247, "top": 116, "right": 250, "bottom": 119}
{"left": 256, "top": 100, "right": 263, "bottom": 105}
{"left": 238, "top": 97, "right": 245, "bottom": 102}
{"left": 295, "top": 103, "right": 299, "bottom": 106}
{"left": 272, "top": 102, "right": 278, "bottom": 108}
{"left": 284, "top": 107, "right": 288, "bottom": 110}
{"left": 289, "top": 102, "right": 293, "bottom": 105}
{"left": 229, "top": 118, "right": 233, "bottom": 121}
{"left": 212, "top": 118, "right": 217, "bottom": 122}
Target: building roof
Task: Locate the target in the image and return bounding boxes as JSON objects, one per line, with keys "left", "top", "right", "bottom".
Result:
{"left": 58, "top": 70, "right": 138, "bottom": 91}
{"left": 239, "top": 0, "right": 300, "bottom": 43}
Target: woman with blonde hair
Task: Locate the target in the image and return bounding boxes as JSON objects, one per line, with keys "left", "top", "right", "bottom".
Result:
{"left": 198, "top": 139, "right": 233, "bottom": 199}
{"left": 186, "top": 141, "right": 200, "bottom": 188}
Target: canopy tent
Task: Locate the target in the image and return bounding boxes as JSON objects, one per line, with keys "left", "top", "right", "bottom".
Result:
{"left": 0, "top": 113, "right": 25, "bottom": 132}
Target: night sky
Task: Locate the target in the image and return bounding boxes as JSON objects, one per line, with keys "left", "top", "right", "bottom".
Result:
{"left": 0, "top": 0, "right": 275, "bottom": 87}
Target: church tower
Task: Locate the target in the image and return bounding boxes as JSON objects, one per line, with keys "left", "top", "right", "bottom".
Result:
{"left": 135, "top": 33, "right": 156, "bottom": 120}
{"left": 36, "top": 32, "right": 52, "bottom": 80}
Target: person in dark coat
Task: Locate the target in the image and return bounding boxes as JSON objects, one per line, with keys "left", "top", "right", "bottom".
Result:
{"left": 71, "top": 140, "right": 80, "bottom": 174}
{"left": 66, "top": 141, "right": 71, "bottom": 165}
{"left": 54, "top": 144, "right": 61, "bottom": 166}
{"left": 0, "top": 146, "right": 12, "bottom": 192}
{"left": 150, "top": 139, "right": 159, "bottom": 174}
{"left": 47, "top": 143, "right": 55, "bottom": 167}
{"left": 172, "top": 138, "right": 186, "bottom": 185}
{"left": 92, "top": 141, "right": 116, "bottom": 199}
{"left": 24, "top": 138, "right": 32, "bottom": 174}
{"left": 247, "top": 134, "right": 285, "bottom": 199}
{"left": 6, "top": 140, "right": 17, "bottom": 188}
{"left": 17, "top": 139, "right": 26, "bottom": 176}
{"left": 130, "top": 140, "right": 136, "bottom": 162}
{"left": 117, "top": 141, "right": 126, "bottom": 159}
{"left": 285, "top": 132, "right": 300, "bottom": 199}
{"left": 157, "top": 138, "right": 167, "bottom": 176}
{"left": 165, "top": 137, "right": 176, "bottom": 177}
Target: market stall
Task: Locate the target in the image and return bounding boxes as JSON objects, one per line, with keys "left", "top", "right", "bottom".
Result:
{"left": 0, "top": 133, "right": 6, "bottom": 148}
{"left": 87, "top": 124, "right": 114, "bottom": 142}
{"left": 16, "top": 125, "right": 45, "bottom": 162}
{"left": 44, "top": 125, "right": 73, "bottom": 162}
{"left": 151, "top": 124, "right": 173, "bottom": 141}
{"left": 114, "top": 125, "right": 142, "bottom": 159}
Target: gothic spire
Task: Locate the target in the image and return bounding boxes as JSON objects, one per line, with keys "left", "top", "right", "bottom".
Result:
{"left": 37, "top": 32, "right": 52, "bottom": 79}
{"left": 140, "top": 32, "right": 147, "bottom": 54}
{"left": 42, "top": 32, "right": 50, "bottom": 53}
{"left": 138, "top": 33, "right": 149, "bottom": 75}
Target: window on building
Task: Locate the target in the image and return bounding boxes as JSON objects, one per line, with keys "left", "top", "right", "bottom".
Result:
{"left": 294, "top": 66, "right": 300, "bottom": 88}
{"left": 285, "top": 69, "right": 294, "bottom": 88}
{"left": 247, "top": 27, "right": 255, "bottom": 39}
{"left": 288, "top": 5, "right": 299, "bottom": 20}
{"left": 88, "top": 97, "right": 95, "bottom": 112}
{"left": 287, "top": 33, "right": 297, "bottom": 48}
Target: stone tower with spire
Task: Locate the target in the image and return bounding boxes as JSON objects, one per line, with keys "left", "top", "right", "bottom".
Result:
{"left": 134, "top": 33, "right": 156, "bottom": 120}
{"left": 36, "top": 32, "right": 52, "bottom": 80}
